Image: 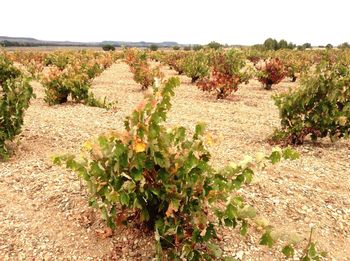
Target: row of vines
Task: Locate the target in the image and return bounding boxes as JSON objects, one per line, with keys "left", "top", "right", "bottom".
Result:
{"left": 1, "top": 46, "right": 349, "bottom": 260}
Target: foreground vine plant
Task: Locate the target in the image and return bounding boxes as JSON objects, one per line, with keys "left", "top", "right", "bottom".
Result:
{"left": 0, "top": 54, "right": 35, "bottom": 159}
{"left": 272, "top": 60, "right": 350, "bottom": 145}
{"left": 54, "top": 77, "right": 324, "bottom": 260}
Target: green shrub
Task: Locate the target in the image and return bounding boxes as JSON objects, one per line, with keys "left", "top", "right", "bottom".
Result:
{"left": 172, "top": 46, "right": 180, "bottom": 51}
{"left": 263, "top": 38, "right": 279, "bottom": 51}
{"left": 183, "top": 51, "right": 210, "bottom": 83}
{"left": 207, "top": 41, "right": 222, "bottom": 50}
{"left": 54, "top": 77, "right": 323, "bottom": 260}
{"left": 102, "top": 44, "right": 116, "bottom": 51}
{"left": 165, "top": 52, "right": 188, "bottom": 75}
{"left": 192, "top": 45, "right": 203, "bottom": 51}
{"left": 124, "top": 49, "right": 163, "bottom": 89}
{"left": 150, "top": 44, "right": 159, "bottom": 51}
{"left": 0, "top": 56, "right": 21, "bottom": 83}
{"left": 84, "top": 63, "right": 103, "bottom": 79}
{"left": 44, "top": 53, "right": 71, "bottom": 70}
{"left": 42, "top": 66, "right": 112, "bottom": 109}
{"left": 262, "top": 38, "right": 296, "bottom": 50}
{"left": 272, "top": 60, "right": 350, "bottom": 145}
{"left": 0, "top": 55, "right": 35, "bottom": 159}
{"left": 338, "top": 42, "right": 350, "bottom": 49}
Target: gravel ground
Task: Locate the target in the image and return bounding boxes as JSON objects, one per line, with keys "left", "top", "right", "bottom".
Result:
{"left": 0, "top": 61, "right": 349, "bottom": 260}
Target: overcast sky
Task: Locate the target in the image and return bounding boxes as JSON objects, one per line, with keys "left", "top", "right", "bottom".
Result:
{"left": 1, "top": 0, "right": 349, "bottom": 45}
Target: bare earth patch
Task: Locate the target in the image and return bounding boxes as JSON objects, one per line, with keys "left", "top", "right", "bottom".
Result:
{"left": 0, "top": 61, "right": 349, "bottom": 260}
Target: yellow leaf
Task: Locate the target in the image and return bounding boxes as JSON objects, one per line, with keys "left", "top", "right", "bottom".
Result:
{"left": 165, "top": 201, "right": 179, "bottom": 217}
{"left": 338, "top": 116, "right": 347, "bottom": 126}
{"left": 255, "top": 152, "right": 265, "bottom": 162}
{"left": 83, "top": 140, "right": 93, "bottom": 150}
{"left": 205, "top": 134, "right": 214, "bottom": 146}
{"left": 166, "top": 203, "right": 175, "bottom": 217}
{"left": 134, "top": 141, "right": 147, "bottom": 153}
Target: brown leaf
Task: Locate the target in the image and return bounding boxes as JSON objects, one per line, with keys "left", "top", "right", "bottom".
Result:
{"left": 95, "top": 227, "right": 113, "bottom": 239}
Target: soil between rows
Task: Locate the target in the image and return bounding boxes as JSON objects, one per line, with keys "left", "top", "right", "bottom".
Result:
{"left": 0, "top": 61, "right": 349, "bottom": 260}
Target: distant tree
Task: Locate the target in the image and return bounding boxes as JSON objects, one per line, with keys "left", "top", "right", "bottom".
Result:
{"left": 192, "top": 44, "right": 203, "bottom": 51}
{"left": 326, "top": 43, "right": 333, "bottom": 49}
{"left": 287, "top": 42, "right": 296, "bottom": 49}
{"left": 338, "top": 42, "right": 350, "bottom": 49}
{"left": 102, "top": 44, "right": 115, "bottom": 51}
{"left": 207, "top": 41, "right": 222, "bottom": 50}
{"left": 278, "top": 39, "right": 289, "bottom": 49}
{"left": 302, "top": 43, "right": 312, "bottom": 49}
{"left": 251, "top": 44, "right": 265, "bottom": 51}
{"left": 173, "top": 46, "right": 180, "bottom": 50}
{"left": 262, "top": 38, "right": 296, "bottom": 50}
{"left": 149, "top": 44, "right": 158, "bottom": 51}
{"left": 183, "top": 46, "right": 192, "bottom": 51}
{"left": 263, "top": 38, "right": 278, "bottom": 50}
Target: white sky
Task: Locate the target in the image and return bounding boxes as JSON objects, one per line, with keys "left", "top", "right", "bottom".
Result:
{"left": 1, "top": 0, "right": 349, "bottom": 45}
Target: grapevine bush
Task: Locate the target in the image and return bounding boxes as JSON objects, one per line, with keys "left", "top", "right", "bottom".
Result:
{"left": 125, "top": 49, "right": 163, "bottom": 89}
{"left": 183, "top": 51, "right": 210, "bottom": 83}
{"left": 40, "top": 51, "right": 116, "bottom": 108}
{"left": 54, "top": 77, "right": 324, "bottom": 260}
{"left": 42, "top": 65, "right": 111, "bottom": 108}
{"left": 257, "top": 58, "right": 286, "bottom": 90}
{"left": 275, "top": 50, "right": 311, "bottom": 82}
{"left": 8, "top": 51, "right": 46, "bottom": 79}
{"left": 0, "top": 55, "right": 35, "bottom": 159}
{"left": 197, "top": 50, "right": 252, "bottom": 99}
{"left": 164, "top": 52, "right": 188, "bottom": 75}
{"left": 272, "top": 60, "right": 350, "bottom": 145}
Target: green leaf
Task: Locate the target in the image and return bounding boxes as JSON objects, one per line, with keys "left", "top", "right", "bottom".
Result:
{"left": 101, "top": 207, "right": 108, "bottom": 220}
{"left": 52, "top": 155, "right": 62, "bottom": 165}
{"left": 98, "top": 135, "right": 109, "bottom": 149}
{"left": 237, "top": 206, "right": 256, "bottom": 219}
{"left": 269, "top": 151, "right": 281, "bottom": 164}
{"left": 224, "top": 218, "right": 233, "bottom": 227}
{"left": 242, "top": 168, "right": 254, "bottom": 184}
{"left": 283, "top": 147, "right": 300, "bottom": 160}
{"left": 225, "top": 204, "right": 236, "bottom": 219}
{"left": 106, "top": 191, "right": 119, "bottom": 203}
{"left": 223, "top": 257, "right": 237, "bottom": 261}
{"left": 207, "top": 243, "right": 222, "bottom": 258}
{"left": 150, "top": 188, "right": 160, "bottom": 196}
{"left": 260, "top": 231, "right": 274, "bottom": 248}
{"left": 131, "top": 168, "right": 143, "bottom": 181}
{"left": 119, "top": 191, "right": 130, "bottom": 206}
{"left": 141, "top": 209, "right": 150, "bottom": 221}
{"left": 282, "top": 245, "right": 295, "bottom": 258}
{"left": 240, "top": 220, "right": 248, "bottom": 236}
{"left": 308, "top": 243, "right": 317, "bottom": 257}
{"left": 194, "top": 122, "right": 206, "bottom": 137}
{"left": 155, "top": 228, "right": 161, "bottom": 242}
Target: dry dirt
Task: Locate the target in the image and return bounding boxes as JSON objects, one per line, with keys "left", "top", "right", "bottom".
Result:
{"left": 0, "top": 61, "right": 349, "bottom": 260}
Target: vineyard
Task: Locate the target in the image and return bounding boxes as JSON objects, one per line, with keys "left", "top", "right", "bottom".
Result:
{"left": 0, "top": 47, "right": 349, "bottom": 260}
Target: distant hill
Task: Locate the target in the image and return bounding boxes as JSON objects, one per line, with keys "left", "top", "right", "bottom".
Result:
{"left": 0, "top": 36, "right": 180, "bottom": 48}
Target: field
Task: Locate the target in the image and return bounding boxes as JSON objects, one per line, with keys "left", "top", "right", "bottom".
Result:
{"left": 0, "top": 49, "right": 349, "bottom": 260}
